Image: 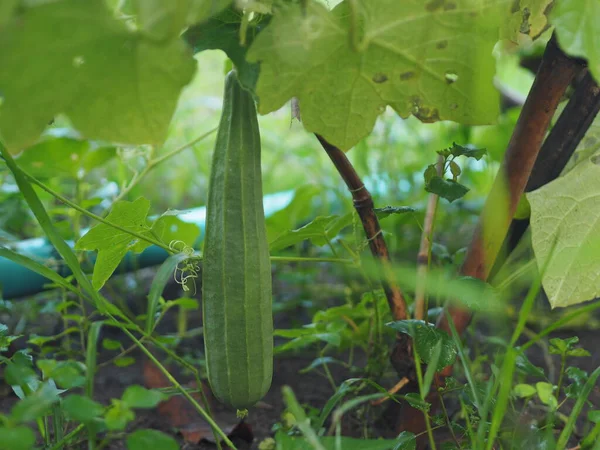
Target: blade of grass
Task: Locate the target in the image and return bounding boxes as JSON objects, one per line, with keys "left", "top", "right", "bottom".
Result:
{"left": 556, "top": 366, "right": 600, "bottom": 449}
{"left": 146, "top": 252, "right": 190, "bottom": 334}
{"left": 422, "top": 340, "right": 442, "bottom": 398}
{"left": 282, "top": 386, "right": 326, "bottom": 450}
{"left": 86, "top": 322, "right": 103, "bottom": 398}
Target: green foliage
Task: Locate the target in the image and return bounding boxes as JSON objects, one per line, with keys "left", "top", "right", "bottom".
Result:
{"left": 247, "top": 1, "right": 510, "bottom": 150}
{"left": 62, "top": 394, "right": 104, "bottom": 422}
{"left": 527, "top": 157, "right": 600, "bottom": 308}
{"left": 122, "top": 385, "right": 167, "bottom": 409}
{"left": 0, "top": 0, "right": 196, "bottom": 151}
{"left": 551, "top": 0, "right": 600, "bottom": 82}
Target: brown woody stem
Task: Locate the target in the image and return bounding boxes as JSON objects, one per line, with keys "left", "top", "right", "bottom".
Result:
{"left": 316, "top": 134, "right": 408, "bottom": 321}
{"left": 436, "top": 35, "right": 583, "bottom": 367}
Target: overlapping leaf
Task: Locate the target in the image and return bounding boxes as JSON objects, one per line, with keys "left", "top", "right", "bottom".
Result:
{"left": 527, "top": 157, "right": 600, "bottom": 308}
{"left": 551, "top": 0, "right": 600, "bottom": 82}
{"left": 247, "top": 0, "right": 511, "bottom": 150}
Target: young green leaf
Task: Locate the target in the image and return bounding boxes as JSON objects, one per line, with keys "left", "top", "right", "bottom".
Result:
{"left": 535, "top": 382, "right": 557, "bottom": 410}
{"left": 114, "top": 356, "right": 136, "bottom": 368}
{"left": 104, "top": 399, "right": 135, "bottom": 431}
{"left": 449, "top": 142, "right": 487, "bottom": 160}
{"left": 122, "top": 385, "right": 167, "bottom": 409}
{"left": 512, "top": 383, "right": 537, "bottom": 398}
{"left": 449, "top": 160, "right": 461, "bottom": 180}
{"left": 102, "top": 338, "right": 122, "bottom": 351}
{"left": 423, "top": 164, "right": 438, "bottom": 185}
{"left": 425, "top": 176, "right": 469, "bottom": 203}
{"left": 127, "top": 429, "right": 179, "bottom": 450}
{"left": 0, "top": 1, "right": 196, "bottom": 151}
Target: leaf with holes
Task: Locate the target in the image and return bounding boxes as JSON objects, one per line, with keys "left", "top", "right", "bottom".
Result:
{"left": 0, "top": 0, "right": 196, "bottom": 152}
{"left": 503, "top": 0, "right": 553, "bottom": 42}
{"left": 247, "top": 0, "right": 510, "bottom": 150}
{"left": 527, "top": 157, "right": 600, "bottom": 308}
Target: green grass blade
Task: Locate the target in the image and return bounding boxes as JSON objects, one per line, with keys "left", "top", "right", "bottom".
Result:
{"left": 86, "top": 322, "right": 103, "bottom": 398}
{"left": 146, "top": 252, "right": 190, "bottom": 334}
{"left": 556, "top": 366, "right": 600, "bottom": 449}
{"left": 282, "top": 386, "right": 326, "bottom": 450}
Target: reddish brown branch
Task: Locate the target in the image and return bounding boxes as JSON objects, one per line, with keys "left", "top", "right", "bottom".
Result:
{"left": 436, "top": 35, "right": 583, "bottom": 368}
{"left": 316, "top": 134, "right": 408, "bottom": 321}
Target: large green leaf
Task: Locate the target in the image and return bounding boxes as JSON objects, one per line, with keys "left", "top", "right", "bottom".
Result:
{"left": 527, "top": 157, "right": 600, "bottom": 308}
{"left": 0, "top": 0, "right": 196, "bottom": 151}
{"left": 247, "top": 0, "right": 510, "bottom": 150}
{"left": 551, "top": 0, "right": 600, "bottom": 82}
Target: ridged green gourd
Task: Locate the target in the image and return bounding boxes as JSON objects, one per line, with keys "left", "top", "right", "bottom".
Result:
{"left": 202, "top": 70, "right": 273, "bottom": 410}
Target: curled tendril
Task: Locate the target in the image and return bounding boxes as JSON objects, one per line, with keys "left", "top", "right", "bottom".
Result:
{"left": 170, "top": 240, "right": 200, "bottom": 294}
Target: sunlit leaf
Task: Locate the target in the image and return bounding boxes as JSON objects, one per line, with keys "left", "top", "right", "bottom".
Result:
{"left": 527, "top": 157, "right": 600, "bottom": 308}
{"left": 247, "top": 1, "right": 510, "bottom": 150}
